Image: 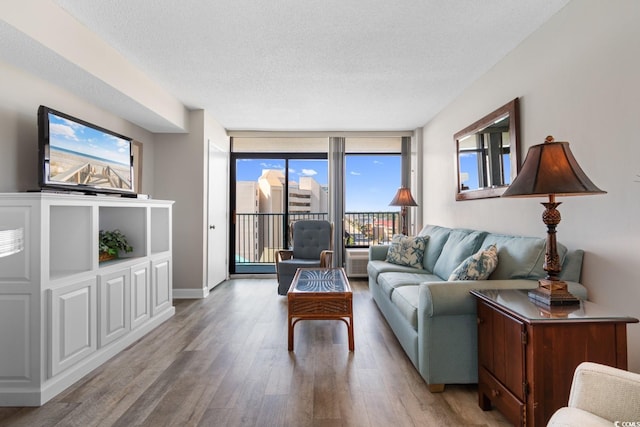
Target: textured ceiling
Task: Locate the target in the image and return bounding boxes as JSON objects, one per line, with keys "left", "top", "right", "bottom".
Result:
{"left": 7, "top": 1, "right": 570, "bottom": 132}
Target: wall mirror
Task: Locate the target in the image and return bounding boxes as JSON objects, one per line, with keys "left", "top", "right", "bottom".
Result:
{"left": 454, "top": 98, "right": 520, "bottom": 201}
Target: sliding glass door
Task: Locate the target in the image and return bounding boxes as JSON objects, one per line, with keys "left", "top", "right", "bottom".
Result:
{"left": 230, "top": 154, "right": 328, "bottom": 274}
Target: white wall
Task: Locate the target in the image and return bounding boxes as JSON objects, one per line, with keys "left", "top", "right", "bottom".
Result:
{"left": 422, "top": 0, "right": 640, "bottom": 371}
{"left": 154, "top": 110, "right": 229, "bottom": 294}
{"left": 0, "top": 61, "right": 156, "bottom": 195}
{"left": 154, "top": 111, "right": 205, "bottom": 292}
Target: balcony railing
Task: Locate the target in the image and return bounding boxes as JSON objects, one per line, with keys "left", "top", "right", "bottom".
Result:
{"left": 234, "top": 212, "right": 399, "bottom": 272}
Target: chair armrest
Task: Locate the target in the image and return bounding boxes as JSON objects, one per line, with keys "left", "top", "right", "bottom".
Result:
{"left": 320, "top": 250, "right": 333, "bottom": 267}
{"left": 567, "top": 362, "right": 640, "bottom": 421}
{"left": 277, "top": 250, "right": 293, "bottom": 263}
{"left": 275, "top": 250, "right": 294, "bottom": 281}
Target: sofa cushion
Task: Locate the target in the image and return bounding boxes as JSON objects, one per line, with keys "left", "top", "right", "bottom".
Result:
{"left": 433, "top": 230, "right": 487, "bottom": 280}
{"left": 480, "top": 233, "right": 567, "bottom": 280}
{"left": 367, "top": 259, "right": 427, "bottom": 284}
{"left": 390, "top": 285, "right": 420, "bottom": 330}
{"left": 385, "top": 234, "right": 428, "bottom": 269}
{"left": 448, "top": 244, "right": 498, "bottom": 281}
{"left": 418, "top": 225, "right": 451, "bottom": 272}
{"left": 530, "top": 241, "right": 569, "bottom": 279}
{"left": 559, "top": 250, "right": 584, "bottom": 282}
{"left": 291, "top": 220, "right": 332, "bottom": 259}
{"left": 277, "top": 258, "right": 322, "bottom": 277}
{"left": 378, "top": 271, "right": 440, "bottom": 298}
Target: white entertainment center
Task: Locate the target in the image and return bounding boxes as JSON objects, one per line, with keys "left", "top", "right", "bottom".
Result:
{"left": 0, "top": 193, "right": 175, "bottom": 406}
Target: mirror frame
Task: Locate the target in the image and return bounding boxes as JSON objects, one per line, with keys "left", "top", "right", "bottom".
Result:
{"left": 454, "top": 98, "right": 520, "bottom": 201}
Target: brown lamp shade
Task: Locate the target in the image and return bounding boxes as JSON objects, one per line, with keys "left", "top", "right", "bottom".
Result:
{"left": 389, "top": 187, "right": 418, "bottom": 207}
{"left": 502, "top": 136, "right": 606, "bottom": 198}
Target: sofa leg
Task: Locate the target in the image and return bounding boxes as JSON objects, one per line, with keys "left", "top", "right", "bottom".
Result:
{"left": 428, "top": 383, "right": 445, "bottom": 393}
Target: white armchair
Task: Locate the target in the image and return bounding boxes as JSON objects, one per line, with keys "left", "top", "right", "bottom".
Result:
{"left": 547, "top": 362, "right": 640, "bottom": 426}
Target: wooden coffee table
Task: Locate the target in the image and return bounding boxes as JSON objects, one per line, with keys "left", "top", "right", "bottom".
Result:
{"left": 287, "top": 267, "right": 354, "bottom": 351}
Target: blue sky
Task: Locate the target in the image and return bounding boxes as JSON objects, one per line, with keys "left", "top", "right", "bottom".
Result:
{"left": 458, "top": 153, "right": 511, "bottom": 190}
{"left": 236, "top": 155, "right": 401, "bottom": 211}
{"left": 49, "top": 113, "right": 131, "bottom": 166}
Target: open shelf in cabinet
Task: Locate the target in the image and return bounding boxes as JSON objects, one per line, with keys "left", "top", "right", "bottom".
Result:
{"left": 150, "top": 207, "right": 170, "bottom": 254}
{"left": 99, "top": 206, "right": 147, "bottom": 261}
{"left": 50, "top": 205, "right": 93, "bottom": 279}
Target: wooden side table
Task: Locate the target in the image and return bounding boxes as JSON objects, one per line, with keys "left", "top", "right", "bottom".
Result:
{"left": 470, "top": 289, "right": 638, "bottom": 427}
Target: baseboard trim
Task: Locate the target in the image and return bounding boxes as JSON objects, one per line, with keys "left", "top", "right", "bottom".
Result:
{"left": 173, "top": 287, "right": 209, "bottom": 299}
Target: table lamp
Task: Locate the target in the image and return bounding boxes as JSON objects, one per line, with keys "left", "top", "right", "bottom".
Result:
{"left": 502, "top": 136, "right": 606, "bottom": 306}
{"left": 389, "top": 187, "right": 418, "bottom": 235}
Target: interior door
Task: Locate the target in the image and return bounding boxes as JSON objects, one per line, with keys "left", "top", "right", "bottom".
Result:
{"left": 207, "top": 140, "right": 229, "bottom": 289}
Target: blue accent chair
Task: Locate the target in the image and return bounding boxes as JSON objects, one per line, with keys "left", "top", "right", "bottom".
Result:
{"left": 276, "top": 220, "right": 333, "bottom": 295}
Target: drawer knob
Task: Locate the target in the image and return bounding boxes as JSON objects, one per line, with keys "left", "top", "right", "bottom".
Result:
{"left": 491, "top": 389, "right": 501, "bottom": 397}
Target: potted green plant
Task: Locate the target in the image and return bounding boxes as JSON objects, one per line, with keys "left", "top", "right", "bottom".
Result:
{"left": 99, "top": 229, "right": 133, "bottom": 261}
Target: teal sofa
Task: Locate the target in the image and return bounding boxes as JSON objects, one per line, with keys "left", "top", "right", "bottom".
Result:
{"left": 367, "top": 225, "right": 588, "bottom": 392}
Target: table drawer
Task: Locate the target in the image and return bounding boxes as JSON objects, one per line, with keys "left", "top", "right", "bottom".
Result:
{"left": 479, "top": 367, "right": 524, "bottom": 427}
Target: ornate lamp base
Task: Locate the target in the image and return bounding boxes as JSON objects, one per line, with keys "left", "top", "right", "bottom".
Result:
{"left": 528, "top": 278, "right": 580, "bottom": 306}
{"left": 527, "top": 195, "right": 581, "bottom": 307}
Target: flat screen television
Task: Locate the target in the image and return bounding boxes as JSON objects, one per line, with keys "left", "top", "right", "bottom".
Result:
{"left": 38, "top": 105, "right": 135, "bottom": 196}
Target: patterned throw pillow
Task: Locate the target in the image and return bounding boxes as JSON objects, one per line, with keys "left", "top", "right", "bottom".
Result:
{"left": 448, "top": 244, "right": 499, "bottom": 281}
{"left": 385, "top": 234, "right": 428, "bottom": 269}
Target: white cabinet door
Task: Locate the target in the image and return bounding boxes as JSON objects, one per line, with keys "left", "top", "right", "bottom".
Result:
{"left": 98, "top": 269, "right": 130, "bottom": 348}
{"left": 48, "top": 278, "right": 97, "bottom": 377}
{"left": 151, "top": 257, "right": 171, "bottom": 316}
{"left": 0, "top": 295, "right": 31, "bottom": 381}
{"left": 130, "top": 262, "right": 150, "bottom": 330}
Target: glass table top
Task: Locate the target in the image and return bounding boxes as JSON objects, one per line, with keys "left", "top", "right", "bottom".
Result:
{"left": 470, "top": 289, "right": 639, "bottom": 322}
{"left": 291, "top": 268, "right": 350, "bottom": 293}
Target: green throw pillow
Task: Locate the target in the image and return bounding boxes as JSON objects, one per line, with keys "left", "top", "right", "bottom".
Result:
{"left": 385, "top": 234, "right": 428, "bottom": 269}
{"left": 448, "top": 244, "right": 498, "bottom": 281}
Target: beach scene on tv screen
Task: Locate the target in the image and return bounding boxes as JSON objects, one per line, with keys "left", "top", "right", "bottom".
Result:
{"left": 48, "top": 112, "right": 132, "bottom": 190}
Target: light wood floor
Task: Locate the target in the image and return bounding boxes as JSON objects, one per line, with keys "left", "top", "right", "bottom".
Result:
{"left": 0, "top": 279, "right": 509, "bottom": 427}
